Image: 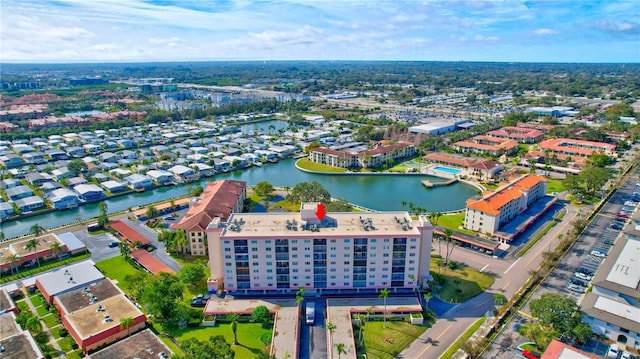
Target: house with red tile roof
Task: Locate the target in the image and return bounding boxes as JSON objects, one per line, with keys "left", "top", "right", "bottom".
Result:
{"left": 463, "top": 174, "right": 547, "bottom": 235}
{"left": 486, "top": 126, "right": 544, "bottom": 144}
{"left": 309, "top": 142, "right": 415, "bottom": 168}
{"left": 171, "top": 180, "right": 246, "bottom": 256}
{"left": 452, "top": 135, "right": 519, "bottom": 156}
{"left": 538, "top": 138, "right": 617, "bottom": 158}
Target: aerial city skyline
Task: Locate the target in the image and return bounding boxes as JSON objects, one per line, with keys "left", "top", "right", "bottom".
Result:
{"left": 1, "top": 0, "right": 639, "bottom": 63}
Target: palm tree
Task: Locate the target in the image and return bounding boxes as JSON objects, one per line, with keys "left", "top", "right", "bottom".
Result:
{"left": 443, "top": 228, "right": 456, "bottom": 271}
{"left": 227, "top": 313, "right": 240, "bottom": 345}
{"left": 25, "top": 238, "right": 41, "bottom": 267}
{"left": 423, "top": 292, "right": 433, "bottom": 311}
{"left": 354, "top": 313, "right": 365, "bottom": 345}
{"left": 493, "top": 293, "right": 507, "bottom": 307}
{"left": 295, "top": 287, "right": 305, "bottom": 306}
{"left": 120, "top": 317, "right": 135, "bottom": 337}
{"left": 379, "top": 288, "right": 390, "bottom": 328}
{"left": 49, "top": 241, "right": 63, "bottom": 260}
{"left": 175, "top": 230, "right": 187, "bottom": 255}
{"left": 5, "top": 254, "right": 20, "bottom": 275}
{"left": 335, "top": 343, "right": 346, "bottom": 359}
{"left": 25, "top": 315, "right": 42, "bottom": 334}
{"left": 29, "top": 223, "right": 45, "bottom": 237}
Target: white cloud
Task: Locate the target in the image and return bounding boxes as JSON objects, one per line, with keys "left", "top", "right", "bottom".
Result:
{"left": 533, "top": 28, "right": 559, "bottom": 36}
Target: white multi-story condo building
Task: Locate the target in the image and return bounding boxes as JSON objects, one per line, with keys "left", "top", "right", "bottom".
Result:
{"left": 206, "top": 203, "right": 433, "bottom": 294}
{"left": 463, "top": 174, "right": 547, "bottom": 236}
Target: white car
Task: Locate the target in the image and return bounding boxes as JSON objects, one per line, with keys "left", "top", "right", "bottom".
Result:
{"left": 621, "top": 351, "right": 632, "bottom": 359}
{"left": 574, "top": 272, "right": 593, "bottom": 281}
{"left": 567, "top": 283, "right": 586, "bottom": 293}
{"left": 591, "top": 249, "right": 607, "bottom": 258}
{"left": 607, "top": 344, "right": 620, "bottom": 359}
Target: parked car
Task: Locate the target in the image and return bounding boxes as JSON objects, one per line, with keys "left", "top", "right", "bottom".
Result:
{"left": 610, "top": 223, "right": 623, "bottom": 230}
{"left": 522, "top": 350, "right": 541, "bottom": 359}
{"left": 621, "top": 351, "right": 632, "bottom": 359}
{"left": 591, "top": 249, "right": 607, "bottom": 258}
{"left": 190, "top": 298, "right": 207, "bottom": 307}
{"left": 108, "top": 241, "right": 120, "bottom": 248}
{"left": 567, "top": 283, "right": 586, "bottom": 293}
{"left": 624, "top": 201, "right": 638, "bottom": 207}
{"left": 607, "top": 344, "right": 620, "bottom": 358}
{"left": 574, "top": 272, "right": 593, "bottom": 281}
{"left": 616, "top": 213, "right": 629, "bottom": 219}
{"left": 570, "top": 278, "right": 588, "bottom": 287}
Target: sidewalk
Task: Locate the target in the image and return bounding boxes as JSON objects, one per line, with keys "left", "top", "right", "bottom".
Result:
{"left": 21, "top": 290, "right": 64, "bottom": 357}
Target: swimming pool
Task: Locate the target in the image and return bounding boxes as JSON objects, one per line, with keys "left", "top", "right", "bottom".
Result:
{"left": 433, "top": 166, "right": 462, "bottom": 174}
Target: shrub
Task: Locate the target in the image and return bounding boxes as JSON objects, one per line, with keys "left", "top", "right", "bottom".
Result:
{"left": 447, "top": 261, "right": 459, "bottom": 270}
{"left": 59, "top": 328, "right": 69, "bottom": 337}
{"left": 431, "top": 272, "right": 446, "bottom": 286}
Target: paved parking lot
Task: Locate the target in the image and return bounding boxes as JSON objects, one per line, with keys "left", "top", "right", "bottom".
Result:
{"left": 482, "top": 165, "right": 640, "bottom": 359}
{"left": 73, "top": 229, "right": 121, "bottom": 262}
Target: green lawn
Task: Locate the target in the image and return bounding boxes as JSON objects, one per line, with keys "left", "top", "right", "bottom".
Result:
{"left": 437, "top": 213, "right": 465, "bottom": 231}
{"left": 28, "top": 293, "right": 46, "bottom": 307}
{"left": 41, "top": 314, "right": 59, "bottom": 328}
{"left": 430, "top": 262, "right": 495, "bottom": 303}
{"left": 66, "top": 350, "right": 82, "bottom": 359}
{"left": 357, "top": 320, "right": 428, "bottom": 359}
{"left": 95, "top": 256, "right": 143, "bottom": 288}
{"left": 546, "top": 179, "right": 566, "bottom": 193}
{"left": 50, "top": 327, "right": 61, "bottom": 339}
{"left": 170, "top": 323, "right": 271, "bottom": 359}
{"left": 36, "top": 305, "right": 49, "bottom": 317}
{"left": 57, "top": 337, "right": 74, "bottom": 352}
{"left": 296, "top": 158, "right": 347, "bottom": 173}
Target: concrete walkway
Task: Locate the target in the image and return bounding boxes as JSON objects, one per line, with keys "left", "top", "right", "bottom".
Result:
{"left": 21, "top": 291, "right": 65, "bottom": 357}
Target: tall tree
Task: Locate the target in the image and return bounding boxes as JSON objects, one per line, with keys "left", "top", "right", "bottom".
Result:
{"left": 119, "top": 241, "right": 131, "bottom": 259}
{"left": 253, "top": 181, "right": 275, "bottom": 198}
{"left": 5, "top": 254, "right": 20, "bottom": 275}
{"left": 97, "top": 201, "right": 110, "bottom": 228}
{"left": 227, "top": 313, "right": 240, "bottom": 345}
{"left": 25, "top": 315, "right": 42, "bottom": 334}
{"left": 141, "top": 272, "right": 186, "bottom": 330}
{"left": 120, "top": 317, "right": 135, "bottom": 337}
{"left": 423, "top": 292, "right": 433, "bottom": 311}
{"left": 29, "top": 223, "right": 45, "bottom": 237}
{"left": 25, "top": 238, "right": 41, "bottom": 267}
{"left": 335, "top": 343, "right": 346, "bottom": 359}
{"left": 178, "top": 264, "right": 207, "bottom": 287}
{"left": 379, "top": 288, "right": 390, "bottom": 329}
{"left": 49, "top": 241, "right": 63, "bottom": 260}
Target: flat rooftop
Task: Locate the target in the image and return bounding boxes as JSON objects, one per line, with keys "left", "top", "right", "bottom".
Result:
{"left": 204, "top": 298, "right": 298, "bottom": 359}
{"left": 55, "top": 279, "right": 121, "bottom": 314}
{"left": 87, "top": 329, "right": 172, "bottom": 359}
{"left": 0, "top": 332, "right": 43, "bottom": 359}
{"left": 35, "top": 260, "right": 103, "bottom": 298}
{"left": 65, "top": 295, "right": 143, "bottom": 339}
{"left": 220, "top": 210, "right": 423, "bottom": 238}
{"left": 0, "top": 289, "right": 14, "bottom": 313}
{"left": 605, "top": 238, "right": 640, "bottom": 290}
{"left": 0, "top": 313, "right": 21, "bottom": 340}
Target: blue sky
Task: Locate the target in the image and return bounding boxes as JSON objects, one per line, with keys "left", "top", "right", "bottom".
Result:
{"left": 1, "top": 0, "right": 638, "bottom": 63}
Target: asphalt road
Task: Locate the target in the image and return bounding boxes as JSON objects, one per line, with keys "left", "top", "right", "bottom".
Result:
{"left": 400, "top": 189, "right": 584, "bottom": 358}
{"left": 482, "top": 164, "right": 640, "bottom": 359}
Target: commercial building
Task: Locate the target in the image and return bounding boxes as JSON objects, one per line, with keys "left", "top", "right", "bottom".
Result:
{"left": 0, "top": 311, "right": 45, "bottom": 359}
{"left": 87, "top": 329, "right": 172, "bottom": 359}
{"left": 171, "top": 180, "right": 246, "bottom": 256}
{"left": 463, "top": 174, "right": 548, "bottom": 236}
{"left": 206, "top": 203, "right": 433, "bottom": 294}
{"left": 538, "top": 138, "right": 617, "bottom": 158}
{"left": 408, "top": 119, "right": 473, "bottom": 135}
{"left": 581, "top": 229, "right": 640, "bottom": 351}
{"left": 525, "top": 106, "right": 574, "bottom": 118}
{"left": 423, "top": 153, "right": 503, "bottom": 179}
{"left": 35, "top": 260, "right": 104, "bottom": 303}
{"left": 452, "top": 135, "right": 519, "bottom": 156}
{"left": 308, "top": 142, "right": 415, "bottom": 168}
{"left": 0, "top": 233, "right": 87, "bottom": 275}
{"left": 486, "top": 126, "right": 544, "bottom": 144}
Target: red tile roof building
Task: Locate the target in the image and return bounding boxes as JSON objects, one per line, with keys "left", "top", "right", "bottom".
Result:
{"left": 452, "top": 135, "right": 519, "bottom": 156}
{"left": 538, "top": 138, "right": 617, "bottom": 158}
{"left": 423, "top": 153, "right": 504, "bottom": 179}
{"left": 463, "top": 174, "right": 547, "bottom": 235}
{"left": 486, "top": 126, "right": 544, "bottom": 144}
{"left": 130, "top": 249, "right": 175, "bottom": 275}
{"left": 171, "top": 180, "right": 246, "bottom": 256}
{"left": 540, "top": 340, "right": 600, "bottom": 359}
{"left": 109, "top": 220, "right": 151, "bottom": 246}
{"left": 309, "top": 142, "right": 416, "bottom": 168}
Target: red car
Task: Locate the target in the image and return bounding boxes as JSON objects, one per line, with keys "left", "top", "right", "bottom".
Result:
{"left": 523, "top": 350, "right": 541, "bottom": 359}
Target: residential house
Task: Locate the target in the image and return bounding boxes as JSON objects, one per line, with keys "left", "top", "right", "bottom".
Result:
{"left": 101, "top": 180, "right": 126, "bottom": 193}
{"left": 47, "top": 188, "right": 80, "bottom": 209}
{"left": 14, "top": 196, "right": 45, "bottom": 212}
{"left": 123, "top": 174, "right": 153, "bottom": 191}
{"left": 0, "top": 154, "right": 24, "bottom": 168}
{"left": 6, "top": 185, "right": 34, "bottom": 201}
{"left": 146, "top": 170, "right": 175, "bottom": 185}
{"left": 51, "top": 167, "right": 73, "bottom": 181}
{"left": 25, "top": 172, "right": 52, "bottom": 186}
{"left": 22, "top": 152, "right": 47, "bottom": 164}
{"left": 73, "top": 184, "right": 106, "bottom": 202}
{"left": 0, "top": 201, "right": 15, "bottom": 218}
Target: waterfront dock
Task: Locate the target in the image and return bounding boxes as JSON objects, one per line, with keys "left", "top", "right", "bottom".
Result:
{"left": 422, "top": 178, "right": 457, "bottom": 188}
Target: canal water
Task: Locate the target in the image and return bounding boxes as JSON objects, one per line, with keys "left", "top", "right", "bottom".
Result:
{"left": 1, "top": 120, "right": 478, "bottom": 238}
